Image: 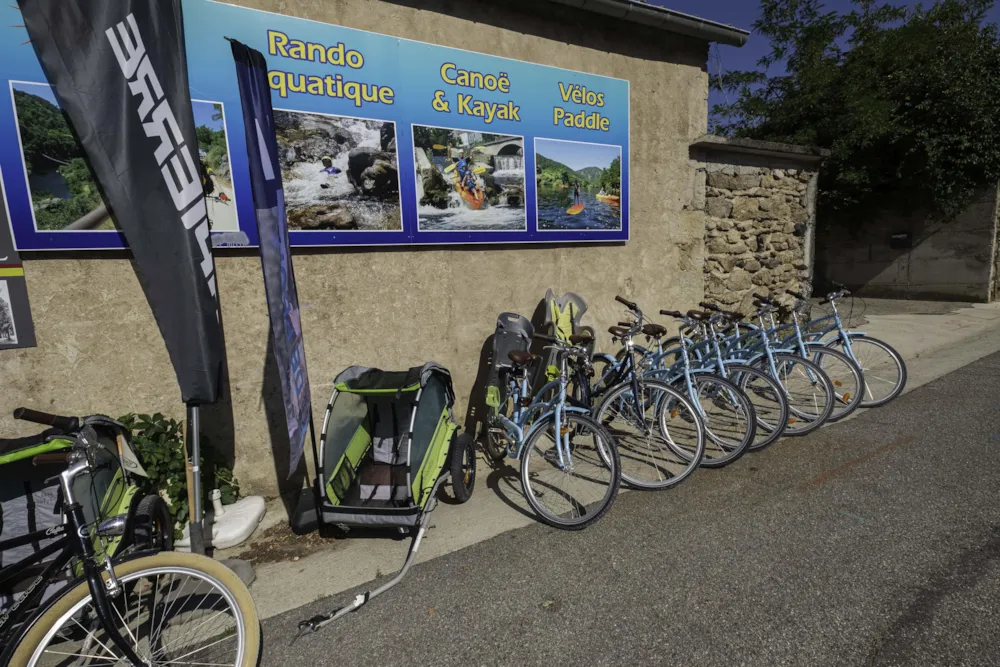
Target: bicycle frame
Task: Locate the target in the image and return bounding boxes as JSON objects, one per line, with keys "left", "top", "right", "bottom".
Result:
{"left": 0, "top": 457, "right": 146, "bottom": 666}
{"left": 493, "top": 355, "right": 589, "bottom": 470}
{"left": 797, "top": 299, "right": 865, "bottom": 361}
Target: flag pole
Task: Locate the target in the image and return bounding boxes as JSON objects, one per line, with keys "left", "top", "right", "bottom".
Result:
{"left": 185, "top": 403, "right": 206, "bottom": 554}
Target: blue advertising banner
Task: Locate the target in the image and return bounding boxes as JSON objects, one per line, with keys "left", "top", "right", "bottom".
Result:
{"left": 0, "top": 0, "right": 629, "bottom": 250}
{"left": 231, "top": 38, "right": 311, "bottom": 470}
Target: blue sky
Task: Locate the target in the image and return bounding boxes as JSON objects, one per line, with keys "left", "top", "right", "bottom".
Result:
{"left": 652, "top": 1, "right": 1000, "bottom": 112}
{"left": 536, "top": 138, "right": 620, "bottom": 170}
{"left": 14, "top": 81, "right": 226, "bottom": 133}
{"left": 192, "top": 101, "right": 225, "bottom": 131}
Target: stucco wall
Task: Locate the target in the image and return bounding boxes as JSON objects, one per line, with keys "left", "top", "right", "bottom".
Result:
{"left": 816, "top": 185, "right": 1000, "bottom": 302}
{"left": 0, "top": 0, "right": 710, "bottom": 501}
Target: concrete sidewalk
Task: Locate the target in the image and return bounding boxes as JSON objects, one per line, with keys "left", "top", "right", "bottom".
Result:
{"left": 222, "top": 298, "right": 1000, "bottom": 621}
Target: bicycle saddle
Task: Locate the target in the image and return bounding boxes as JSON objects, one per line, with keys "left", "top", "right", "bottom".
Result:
{"left": 641, "top": 323, "right": 667, "bottom": 338}
{"left": 725, "top": 311, "right": 746, "bottom": 321}
{"left": 568, "top": 333, "right": 592, "bottom": 345}
{"left": 608, "top": 326, "right": 630, "bottom": 337}
{"left": 686, "top": 310, "right": 710, "bottom": 321}
{"left": 508, "top": 350, "right": 536, "bottom": 366}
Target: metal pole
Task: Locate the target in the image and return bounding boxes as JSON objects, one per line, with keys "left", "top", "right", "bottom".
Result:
{"left": 308, "top": 413, "right": 324, "bottom": 529}
{"left": 186, "top": 403, "right": 206, "bottom": 554}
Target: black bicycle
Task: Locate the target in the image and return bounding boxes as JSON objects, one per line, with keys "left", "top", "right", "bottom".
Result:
{"left": 0, "top": 409, "right": 261, "bottom": 667}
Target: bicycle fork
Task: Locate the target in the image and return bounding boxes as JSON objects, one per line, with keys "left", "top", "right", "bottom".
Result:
{"left": 62, "top": 464, "right": 149, "bottom": 667}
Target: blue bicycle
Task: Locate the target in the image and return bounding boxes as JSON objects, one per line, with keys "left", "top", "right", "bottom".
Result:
{"left": 798, "top": 285, "right": 907, "bottom": 407}
{"left": 486, "top": 331, "right": 621, "bottom": 530}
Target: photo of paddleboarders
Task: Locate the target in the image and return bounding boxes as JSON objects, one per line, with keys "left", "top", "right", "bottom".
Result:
{"left": 273, "top": 110, "right": 401, "bottom": 231}
{"left": 10, "top": 82, "right": 239, "bottom": 232}
{"left": 412, "top": 125, "right": 526, "bottom": 231}
{"left": 535, "top": 138, "right": 622, "bottom": 231}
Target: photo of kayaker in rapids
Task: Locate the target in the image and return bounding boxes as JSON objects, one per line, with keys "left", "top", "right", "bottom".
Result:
{"left": 412, "top": 125, "right": 527, "bottom": 231}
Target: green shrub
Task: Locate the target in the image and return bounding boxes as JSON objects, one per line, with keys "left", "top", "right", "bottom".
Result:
{"left": 118, "top": 413, "right": 240, "bottom": 537}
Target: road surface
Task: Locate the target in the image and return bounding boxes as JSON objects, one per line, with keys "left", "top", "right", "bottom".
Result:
{"left": 262, "top": 352, "right": 1000, "bottom": 666}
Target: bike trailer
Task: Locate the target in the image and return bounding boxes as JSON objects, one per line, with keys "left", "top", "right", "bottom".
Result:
{"left": 292, "top": 363, "right": 475, "bottom": 639}
{"left": 292, "top": 362, "right": 472, "bottom": 532}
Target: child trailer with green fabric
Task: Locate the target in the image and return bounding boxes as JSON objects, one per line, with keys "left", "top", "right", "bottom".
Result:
{"left": 0, "top": 409, "right": 173, "bottom": 612}
{"left": 291, "top": 363, "right": 475, "bottom": 640}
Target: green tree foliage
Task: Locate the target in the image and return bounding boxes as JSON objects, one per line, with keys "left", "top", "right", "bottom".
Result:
{"left": 600, "top": 156, "right": 622, "bottom": 193}
{"left": 12, "top": 90, "right": 78, "bottom": 173}
{"left": 196, "top": 106, "right": 229, "bottom": 176}
{"left": 713, "top": 0, "right": 1000, "bottom": 230}
{"left": 535, "top": 153, "right": 603, "bottom": 188}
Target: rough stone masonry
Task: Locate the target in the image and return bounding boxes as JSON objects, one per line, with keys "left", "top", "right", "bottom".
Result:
{"left": 689, "top": 136, "right": 827, "bottom": 315}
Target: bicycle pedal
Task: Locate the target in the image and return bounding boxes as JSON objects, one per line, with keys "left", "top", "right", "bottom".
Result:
{"left": 788, "top": 418, "right": 798, "bottom": 425}
{"left": 833, "top": 380, "right": 843, "bottom": 387}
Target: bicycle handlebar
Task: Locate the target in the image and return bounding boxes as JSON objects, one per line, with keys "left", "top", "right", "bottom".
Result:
{"left": 33, "top": 452, "right": 71, "bottom": 466}
{"left": 615, "top": 295, "right": 638, "bottom": 310}
{"left": 699, "top": 302, "right": 721, "bottom": 312}
{"left": 15, "top": 407, "right": 79, "bottom": 432}
{"left": 660, "top": 309, "right": 683, "bottom": 318}
{"left": 533, "top": 333, "right": 558, "bottom": 343}
{"left": 786, "top": 289, "right": 807, "bottom": 300}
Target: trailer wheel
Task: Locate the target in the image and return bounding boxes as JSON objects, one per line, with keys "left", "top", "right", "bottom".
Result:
{"left": 449, "top": 433, "right": 476, "bottom": 503}
{"left": 133, "top": 494, "right": 174, "bottom": 552}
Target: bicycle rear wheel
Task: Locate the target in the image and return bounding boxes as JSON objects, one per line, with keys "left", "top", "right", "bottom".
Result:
{"left": 594, "top": 379, "right": 705, "bottom": 489}
{"left": 520, "top": 412, "right": 620, "bottom": 530}
{"left": 826, "top": 335, "right": 906, "bottom": 407}
{"left": 753, "top": 354, "right": 834, "bottom": 436}
{"left": 726, "top": 364, "right": 789, "bottom": 452}
{"left": 8, "top": 551, "right": 261, "bottom": 667}
{"left": 682, "top": 374, "right": 756, "bottom": 468}
{"left": 808, "top": 346, "right": 864, "bottom": 421}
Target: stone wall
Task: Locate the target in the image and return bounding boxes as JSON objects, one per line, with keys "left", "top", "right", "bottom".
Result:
{"left": 689, "top": 136, "right": 826, "bottom": 312}
{"left": 1, "top": 0, "right": 711, "bottom": 502}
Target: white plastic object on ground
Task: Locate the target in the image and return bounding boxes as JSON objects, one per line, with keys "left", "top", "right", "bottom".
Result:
{"left": 176, "top": 493, "right": 266, "bottom": 551}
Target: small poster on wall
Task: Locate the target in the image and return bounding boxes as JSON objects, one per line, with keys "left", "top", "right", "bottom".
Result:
{"left": 0, "top": 171, "right": 35, "bottom": 349}
{"left": 0, "top": 0, "right": 628, "bottom": 250}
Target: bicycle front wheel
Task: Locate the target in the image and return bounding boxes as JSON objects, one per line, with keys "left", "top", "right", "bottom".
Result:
{"left": 9, "top": 552, "right": 261, "bottom": 667}
{"left": 727, "top": 364, "right": 789, "bottom": 452}
{"left": 826, "top": 335, "right": 906, "bottom": 407}
{"left": 594, "top": 379, "right": 705, "bottom": 489}
{"left": 520, "top": 412, "right": 620, "bottom": 530}
{"left": 808, "top": 346, "right": 864, "bottom": 422}
{"left": 754, "top": 354, "right": 834, "bottom": 436}
{"left": 684, "top": 374, "right": 756, "bottom": 468}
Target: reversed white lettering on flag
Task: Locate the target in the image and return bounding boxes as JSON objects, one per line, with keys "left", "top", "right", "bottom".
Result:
{"left": 106, "top": 13, "right": 219, "bottom": 303}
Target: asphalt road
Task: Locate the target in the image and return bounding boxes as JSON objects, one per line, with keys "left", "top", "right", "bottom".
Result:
{"left": 262, "top": 352, "right": 1000, "bottom": 666}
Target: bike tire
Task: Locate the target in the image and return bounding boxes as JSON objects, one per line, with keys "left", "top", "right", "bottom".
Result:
{"left": 7, "top": 551, "right": 261, "bottom": 667}
{"left": 807, "top": 346, "right": 864, "bottom": 422}
{"left": 752, "top": 354, "right": 834, "bottom": 436}
{"left": 449, "top": 432, "right": 476, "bottom": 503}
{"left": 520, "top": 412, "right": 620, "bottom": 530}
{"left": 679, "top": 374, "right": 756, "bottom": 468}
{"left": 594, "top": 378, "right": 706, "bottom": 489}
{"left": 726, "top": 364, "right": 789, "bottom": 452}
{"left": 826, "top": 335, "right": 907, "bottom": 408}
